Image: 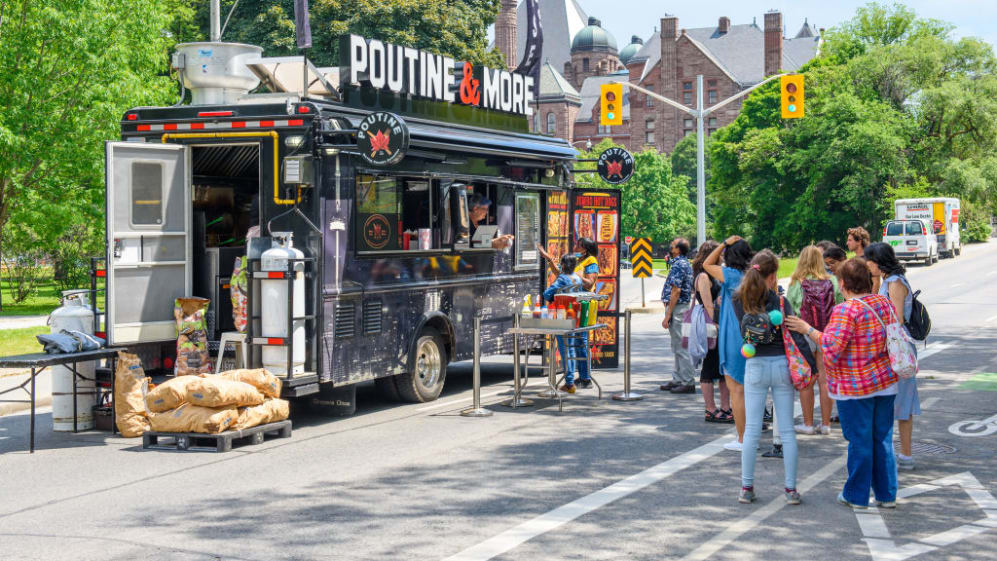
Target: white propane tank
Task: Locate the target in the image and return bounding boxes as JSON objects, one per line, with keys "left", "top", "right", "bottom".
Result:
{"left": 261, "top": 232, "right": 305, "bottom": 376}
{"left": 49, "top": 290, "right": 97, "bottom": 431}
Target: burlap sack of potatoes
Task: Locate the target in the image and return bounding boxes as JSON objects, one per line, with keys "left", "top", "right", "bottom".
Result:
{"left": 149, "top": 403, "right": 238, "bottom": 434}
{"left": 114, "top": 351, "right": 151, "bottom": 437}
{"left": 233, "top": 398, "right": 290, "bottom": 430}
{"left": 145, "top": 374, "right": 204, "bottom": 413}
{"left": 186, "top": 377, "right": 264, "bottom": 408}
{"left": 217, "top": 368, "right": 282, "bottom": 399}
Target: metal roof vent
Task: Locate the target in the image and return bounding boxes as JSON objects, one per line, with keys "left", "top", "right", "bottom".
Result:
{"left": 172, "top": 42, "right": 263, "bottom": 105}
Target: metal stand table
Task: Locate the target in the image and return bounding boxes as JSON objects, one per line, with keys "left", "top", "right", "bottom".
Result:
{"left": 506, "top": 323, "right": 606, "bottom": 412}
{"left": 0, "top": 348, "right": 123, "bottom": 453}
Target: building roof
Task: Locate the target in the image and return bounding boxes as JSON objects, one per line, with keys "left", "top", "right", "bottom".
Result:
{"left": 634, "top": 21, "right": 820, "bottom": 87}
{"left": 515, "top": 0, "right": 588, "bottom": 75}
{"left": 619, "top": 36, "right": 644, "bottom": 65}
{"left": 575, "top": 73, "right": 630, "bottom": 123}
{"left": 537, "top": 60, "right": 582, "bottom": 104}
{"left": 571, "top": 17, "right": 618, "bottom": 53}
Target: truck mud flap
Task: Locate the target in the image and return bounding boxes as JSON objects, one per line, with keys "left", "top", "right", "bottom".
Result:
{"left": 308, "top": 382, "right": 357, "bottom": 417}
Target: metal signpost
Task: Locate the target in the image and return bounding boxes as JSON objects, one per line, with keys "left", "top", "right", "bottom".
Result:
{"left": 612, "top": 74, "right": 786, "bottom": 246}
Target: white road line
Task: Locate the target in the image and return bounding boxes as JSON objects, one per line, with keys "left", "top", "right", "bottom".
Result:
{"left": 681, "top": 455, "right": 847, "bottom": 561}
{"left": 441, "top": 434, "right": 731, "bottom": 561}
{"left": 921, "top": 397, "right": 939, "bottom": 409}
{"left": 987, "top": 314, "right": 997, "bottom": 323}
{"left": 856, "top": 511, "right": 892, "bottom": 538}
{"left": 416, "top": 389, "right": 508, "bottom": 412}
{"left": 951, "top": 283, "right": 965, "bottom": 288}
{"left": 919, "top": 342, "right": 953, "bottom": 360}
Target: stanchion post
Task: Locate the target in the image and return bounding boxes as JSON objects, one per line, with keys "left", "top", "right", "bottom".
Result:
{"left": 613, "top": 308, "right": 643, "bottom": 401}
{"left": 503, "top": 314, "right": 533, "bottom": 408}
{"left": 461, "top": 315, "right": 493, "bottom": 417}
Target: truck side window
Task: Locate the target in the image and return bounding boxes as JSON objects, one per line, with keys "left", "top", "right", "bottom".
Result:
{"left": 131, "top": 162, "right": 164, "bottom": 226}
{"left": 356, "top": 174, "right": 442, "bottom": 252}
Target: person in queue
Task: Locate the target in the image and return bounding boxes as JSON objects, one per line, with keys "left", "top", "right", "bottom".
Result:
{"left": 468, "top": 193, "right": 514, "bottom": 250}
{"left": 846, "top": 227, "right": 871, "bottom": 255}
{"left": 543, "top": 254, "right": 585, "bottom": 393}
{"left": 692, "top": 241, "right": 731, "bottom": 422}
{"left": 785, "top": 258, "right": 899, "bottom": 509}
{"left": 787, "top": 246, "right": 843, "bottom": 436}
{"left": 704, "top": 235, "right": 754, "bottom": 451}
{"left": 661, "top": 238, "right": 697, "bottom": 394}
{"left": 823, "top": 245, "right": 847, "bottom": 276}
{"left": 734, "top": 250, "right": 813, "bottom": 505}
{"left": 865, "top": 242, "right": 920, "bottom": 471}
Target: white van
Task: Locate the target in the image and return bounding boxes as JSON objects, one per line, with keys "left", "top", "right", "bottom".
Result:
{"left": 882, "top": 219, "right": 938, "bottom": 266}
{"left": 894, "top": 198, "right": 961, "bottom": 258}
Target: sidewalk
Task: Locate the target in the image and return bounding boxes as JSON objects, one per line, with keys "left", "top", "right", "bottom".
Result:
{"left": 0, "top": 314, "right": 48, "bottom": 329}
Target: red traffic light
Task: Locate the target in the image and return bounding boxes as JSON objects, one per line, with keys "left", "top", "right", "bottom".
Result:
{"left": 605, "top": 91, "right": 616, "bottom": 102}
{"left": 785, "top": 82, "right": 797, "bottom": 94}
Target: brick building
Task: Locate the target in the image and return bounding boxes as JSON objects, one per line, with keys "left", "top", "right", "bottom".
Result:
{"left": 500, "top": 2, "right": 822, "bottom": 154}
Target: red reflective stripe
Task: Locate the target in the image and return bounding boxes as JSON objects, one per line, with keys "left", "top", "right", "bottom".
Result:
{"left": 288, "top": 119, "right": 304, "bottom": 126}
{"left": 137, "top": 125, "right": 151, "bottom": 131}
{"left": 260, "top": 120, "right": 275, "bottom": 127}
{"left": 163, "top": 123, "right": 178, "bottom": 131}
{"left": 231, "top": 121, "right": 246, "bottom": 128}
{"left": 297, "top": 106, "right": 310, "bottom": 113}
{"left": 198, "top": 111, "right": 233, "bottom": 117}
{"left": 267, "top": 338, "right": 285, "bottom": 345}
{"left": 267, "top": 271, "right": 284, "bottom": 279}
{"left": 190, "top": 122, "right": 205, "bottom": 130}
{"left": 96, "top": 270, "right": 106, "bottom": 278}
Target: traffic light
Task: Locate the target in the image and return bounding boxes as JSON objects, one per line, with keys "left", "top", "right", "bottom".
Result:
{"left": 600, "top": 83, "right": 623, "bottom": 126}
{"left": 780, "top": 75, "right": 804, "bottom": 119}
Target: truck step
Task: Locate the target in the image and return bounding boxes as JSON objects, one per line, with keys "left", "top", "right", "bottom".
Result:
{"left": 141, "top": 420, "right": 292, "bottom": 452}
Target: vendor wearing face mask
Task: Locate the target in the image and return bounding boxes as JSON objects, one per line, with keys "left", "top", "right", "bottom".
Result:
{"left": 468, "top": 192, "right": 514, "bottom": 250}
{"left": 537, "top": 237, "right": 599, "bottom": 291}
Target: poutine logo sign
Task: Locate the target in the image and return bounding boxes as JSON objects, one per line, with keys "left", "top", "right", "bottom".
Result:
{"left": 596, "top": 147, "right": 634, "bottom": 185}
{"left": 342, "top": 34, "right": 535, "bottom": 116}
{"left": 356, "top": 112, "right": 409, "bottom": 166}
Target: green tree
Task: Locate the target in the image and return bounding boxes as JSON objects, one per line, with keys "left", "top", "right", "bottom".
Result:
{"left": 192, "top": 0, "right": 505, "bottom": 67}
{"left": 576, "top": 139, "right": 695, "bottom": 243}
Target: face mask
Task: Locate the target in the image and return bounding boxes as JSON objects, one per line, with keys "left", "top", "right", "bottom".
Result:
{"left": 575, "top": 252, "right": 584, "bottom": 258}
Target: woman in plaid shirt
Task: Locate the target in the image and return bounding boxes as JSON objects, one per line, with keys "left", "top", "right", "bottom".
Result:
{"left": 785, "top": 258, "right": 899, "bottom": 509}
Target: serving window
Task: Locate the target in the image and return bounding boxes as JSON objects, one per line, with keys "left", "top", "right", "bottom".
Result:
{"left": 356, "top": 174, "right": 445, "bottom": 252}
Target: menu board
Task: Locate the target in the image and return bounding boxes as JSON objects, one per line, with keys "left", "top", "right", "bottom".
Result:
{"left": 572, "top": 190, "right": 621, "bottom": 368}
{"left": 545, "top": 191, "right": 570, "bottom": 286}
{"left": 515, "top": 192, "right": 541, "bottom": 269}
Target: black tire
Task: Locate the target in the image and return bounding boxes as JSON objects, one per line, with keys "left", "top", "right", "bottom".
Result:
{"left": 925, "top": 253, "right": 933, "bottom": 266}
{"left": 375, "top": 375, "right": 402, "bottom": 402}
{"left": 396, "top": 328, "right": 448, "bottom": 403}
{"left": 956, "top": 246, "right": 962, "bottom": 256}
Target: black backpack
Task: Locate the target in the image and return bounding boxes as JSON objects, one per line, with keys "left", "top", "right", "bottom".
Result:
{"left": 741, "top": 311, "right": 775, "bottom": 345}
{"left": 905, "top": 289, "right": 931, "bottom": 341}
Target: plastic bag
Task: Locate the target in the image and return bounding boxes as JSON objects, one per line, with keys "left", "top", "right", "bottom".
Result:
{"left": 174, "top": 297, "right": 212, "bottom": 376}
{"left": 218, "top": 368, "right": 282, "bottom": 398}
{"left": 145, "top": 375, "right": 203, "bottom": 413}
{"left": 148, "top": 403, "right": 238, "bottom": 434}
{"left": 688, "top": 305, "right": 709, "bottom": 367}
{"left": 114, "top": 351, "right": 151, "bottom": 437}
{"left": 233, "top": 398, "right": 290, "bottom": 430}
{"left": 231, "top": 256, "right": 248, "bottom": 333}
{"left": 186, "top": 377, "right": 264, "bottom": 408}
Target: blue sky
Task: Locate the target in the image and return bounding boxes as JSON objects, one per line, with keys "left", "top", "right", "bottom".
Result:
{"left": 493, "top": 1, "right": 997, "bottom": 49}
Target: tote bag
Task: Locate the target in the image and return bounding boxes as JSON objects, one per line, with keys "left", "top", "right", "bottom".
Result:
{"left": 855, "top": 297, "right": 918, "bottom": 379}
{"left": 780, "top": 297, "right": 815, "bottom": 390}
{"left": 681, "top": 304, "right": 717, "bottom": 350}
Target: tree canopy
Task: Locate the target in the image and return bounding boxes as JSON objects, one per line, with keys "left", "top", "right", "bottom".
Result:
{"left": 708, "top": 2, "right": 997, "bottom": 251}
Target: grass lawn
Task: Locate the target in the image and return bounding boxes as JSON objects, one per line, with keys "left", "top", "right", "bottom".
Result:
{"left": 0, "top": 276, "right": 104, "bottom": 317}
{"left": 777, "top": 256, "right": 799, "bottom": 279}
{"left": 0, "top": 326, "right": 48, "bottom": 356}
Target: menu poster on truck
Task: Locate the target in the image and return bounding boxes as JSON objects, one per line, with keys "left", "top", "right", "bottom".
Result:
{"left": 545, "top": 191, "right": 570, "bottom": 287}
{"left": 572, "top": 189, "right": 621, "bottom": 368}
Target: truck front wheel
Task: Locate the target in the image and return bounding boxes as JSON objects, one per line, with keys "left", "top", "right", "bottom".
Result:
{"left": 396, "top": 329, "right": 448, "bottom": 403}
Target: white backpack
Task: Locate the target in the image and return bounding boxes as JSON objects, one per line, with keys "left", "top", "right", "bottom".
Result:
{"left": 855, "top": 297, "right": 918, "bottom": 379}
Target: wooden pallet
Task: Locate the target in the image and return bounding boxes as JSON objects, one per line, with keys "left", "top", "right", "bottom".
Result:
{"left": 142, "top": 420, "right": 292, "bottom": 452}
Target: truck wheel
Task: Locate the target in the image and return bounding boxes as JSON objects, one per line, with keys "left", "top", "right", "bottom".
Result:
{"left": 396, "top": 328, "right": 448, "bottom": 403}
{"left": 375, "top": 375, "right": 402, "bottom": 402}
{"left": 933, "top": 252, "right": 939, "bottom": 263}
{"left": 956, "top": 246, "right": 962, "bottom": 256}
{"left": 925, "top": 252, "right": 933, "bottom": 266}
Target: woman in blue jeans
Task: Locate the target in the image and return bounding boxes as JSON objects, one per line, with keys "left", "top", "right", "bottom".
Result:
{"left": 733, "top": 250, "right": 816, "bottom": 505}
{"left": 542, "top": 254, "right": 585, "bottom": 392}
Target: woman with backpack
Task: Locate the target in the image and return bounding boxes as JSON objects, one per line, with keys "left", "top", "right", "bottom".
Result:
{"left": 733, "top": 250, "right": 816, "bottom": 505}
{"left": 692, "top": 241, "right": 731, "bottom": 423}
{"left": 785, "top": 258, "right": 899, "bottom": 508}
{"left": 704, "top": 235, "right": 754, "bottom": 451}
{"left": 865, "top": 242, "right": 920, "bottom": 470}
{"left": 787, "top": 246, "right": 844, "bottom": 435}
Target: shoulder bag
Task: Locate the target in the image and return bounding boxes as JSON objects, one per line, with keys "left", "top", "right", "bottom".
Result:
{"left": 854, "top": 297, "right": 918, "bottom": 379}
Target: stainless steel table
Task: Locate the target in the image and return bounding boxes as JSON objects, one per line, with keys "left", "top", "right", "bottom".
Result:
{"left": 506, "top": 323, "right": 606, "bottom": 412}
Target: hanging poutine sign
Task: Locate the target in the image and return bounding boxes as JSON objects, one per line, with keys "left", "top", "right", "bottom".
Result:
{"left": 356, "top": 112, "right": 409, "bottom": 166}
{"left": 596, "top": 147, "right": 634, "bottom": 185}
{"left": 342, "top": 35, "right": 536, "bottom": 116}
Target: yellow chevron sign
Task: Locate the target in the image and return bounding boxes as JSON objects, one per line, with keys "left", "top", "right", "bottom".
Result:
{"left": 631, "top": 238, "right": 653, "bottom": 278}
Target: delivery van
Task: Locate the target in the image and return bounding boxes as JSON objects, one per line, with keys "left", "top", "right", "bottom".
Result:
{"left": 894, "top": 198, "right": 961, "bottom": 258}
{"left": 882, "top": 219, "right": 938, "bottom": 266}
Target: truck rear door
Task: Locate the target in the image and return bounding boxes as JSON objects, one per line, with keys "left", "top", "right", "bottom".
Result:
{"left": 105, "top": 142, "right": 191, "bottom": 345}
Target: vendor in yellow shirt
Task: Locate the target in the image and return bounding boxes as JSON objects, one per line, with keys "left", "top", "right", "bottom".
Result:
{"left": 537, "top": 237, "right": 599, "bottom": 290}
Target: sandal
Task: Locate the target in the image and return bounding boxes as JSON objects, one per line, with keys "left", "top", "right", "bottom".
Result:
{"left": 705, "top": 409, "right": 724, "bottom": 423}
{"left": 716, "top": 409, "right": 734, "bottom": 423}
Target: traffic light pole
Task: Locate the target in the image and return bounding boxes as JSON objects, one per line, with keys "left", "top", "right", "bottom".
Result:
{"left": 613, "top": 74, "right": 785, "bottom": 245}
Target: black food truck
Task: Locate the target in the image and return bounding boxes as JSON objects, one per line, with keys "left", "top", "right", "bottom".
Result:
{"left": 103, "top": 36, "right": 621, "bottom": 413}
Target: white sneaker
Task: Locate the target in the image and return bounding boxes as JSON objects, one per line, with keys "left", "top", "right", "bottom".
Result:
{"left": 794, "top": 424, "right": 816, "bottom": 435}
{"left": 723, "top": 440, "right": 743, "bottom": 451}
{"left": 819, "top": 425, "right": 831, "bottom": 435}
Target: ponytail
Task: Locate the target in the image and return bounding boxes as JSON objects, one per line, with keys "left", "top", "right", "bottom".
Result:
{"left": 736, "top": 249, "right": 779, "bottom": 315}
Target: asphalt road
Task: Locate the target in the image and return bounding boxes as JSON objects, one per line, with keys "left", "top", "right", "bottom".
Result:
{"left": 1, "top": 242, "right": 995, "bottom": 561}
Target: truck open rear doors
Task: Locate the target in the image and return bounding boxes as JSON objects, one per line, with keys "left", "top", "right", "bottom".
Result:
{"left": 105, "top": 142, "right": 191, "bottom": 345}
